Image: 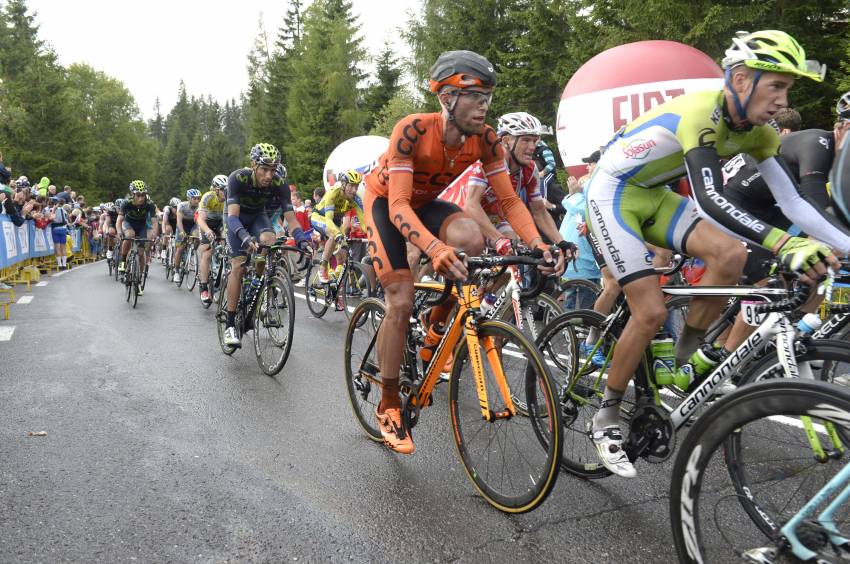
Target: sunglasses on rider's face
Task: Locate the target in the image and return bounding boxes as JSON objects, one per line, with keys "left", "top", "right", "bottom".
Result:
{"left": 456, "top": 90, "right": 493, "bottom": 106}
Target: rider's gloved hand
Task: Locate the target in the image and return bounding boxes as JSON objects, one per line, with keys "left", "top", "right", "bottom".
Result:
{"left": 427, "top": 241, "right": 467, "bottom": 280}
{"left": 777, "top": 236, "right": 835, "bottom": 283}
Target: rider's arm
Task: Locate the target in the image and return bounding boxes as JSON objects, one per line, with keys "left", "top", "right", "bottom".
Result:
{"left": 196, "top": 209, "right": 209, "bottom": 233}
{"left": 538, "top": 143, "right": 557, "bottom": 176}
{"left": 116, "top": 213, "right": 124, "bottom": 233}
{"left": 685, "top": 146, "right": 788, "bottom": 252}
{"left": 529, "top": 198, "right": 564, "bottom": 243}
{"left": 758, "top": 156, "right": 850, "bottom": 254}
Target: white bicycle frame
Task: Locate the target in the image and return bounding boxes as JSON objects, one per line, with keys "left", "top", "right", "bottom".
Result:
{"left": 658, "top": 286, "right": 803, "bottom": 431}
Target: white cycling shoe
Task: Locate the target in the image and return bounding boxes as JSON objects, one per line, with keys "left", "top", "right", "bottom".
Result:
{"left": 223, "top": 327, "right": 241, "bottom": 347}
{"left": 591, "top": 425, "right": 637, "bottom": 478}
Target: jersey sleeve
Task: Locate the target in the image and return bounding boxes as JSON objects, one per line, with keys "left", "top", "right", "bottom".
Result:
{"left": 795, "top": 132, "right": 834, "bottom": 209}
{"left": 226, "top": 170, "right": 244, "bottom": 206}
{"left": 685, "top": 147, "right": 785, "bottom": 249}
{"left": 759, "top": 156, "right": 850, "bottom": 254}
{"left": 478, "top": 126, "right": 508, "bottom": 177}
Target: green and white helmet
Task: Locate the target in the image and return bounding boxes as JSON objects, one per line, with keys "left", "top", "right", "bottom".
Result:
{"left": 722, "top": 30, "right": 825, "bottom": 82}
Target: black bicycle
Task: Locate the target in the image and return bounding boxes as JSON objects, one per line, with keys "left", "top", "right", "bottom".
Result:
{"left": 123, "top": 238, "right": 151, "bottom": 308}
{"left": 304, "top": 237, "right": 373, "bottom": 319}
{"left": 215, "top": 242, "right": 307, "bottom": 375}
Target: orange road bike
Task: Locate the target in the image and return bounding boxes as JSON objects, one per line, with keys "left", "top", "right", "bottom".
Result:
{"left": 344, "top": 253, "right": 563, "bottom": 513}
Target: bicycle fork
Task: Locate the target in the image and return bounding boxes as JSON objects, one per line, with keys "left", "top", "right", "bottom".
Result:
{"left": 462, "top": 286, "right": 516, "bottom": 421}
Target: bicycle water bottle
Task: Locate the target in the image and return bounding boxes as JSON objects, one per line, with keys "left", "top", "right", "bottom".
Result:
{"left": 797, "top": 313, "right": 823, "bottom": 336}
{"left": 650, "top": 332, "right": 676, "bottom": 386}
{"left": 246, "top": 275, "right": 261, "bottom": 303}
{"left": 479, "top": 293, "right": 497, "bottom": 316}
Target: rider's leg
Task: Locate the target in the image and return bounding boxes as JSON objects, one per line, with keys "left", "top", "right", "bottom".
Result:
{"left": 672, "top": 222, "right": 747, "bottom": 364}
{"left": 120, "top": 227, "right": 134, "bottom": 267}
{"left": 377, "top": 279, "right": 415, "bottom": 412}
{"left": 199, "top": 244, "right": 213, "bottom": 283}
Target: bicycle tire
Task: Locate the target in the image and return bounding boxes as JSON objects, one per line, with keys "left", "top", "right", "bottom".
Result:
{"left": 125, "top": 255, "right": 135, "bottom": 303}
{"left": 107, "top": 257, "right": 113, "bottom": 277}
{"left": 305, "top": 263, "right": 329, "bottom": 318}
{"left": 724, "top": 340, "right": 850, "bottom": 534}
{"left": 216, "top": 264, "right": 237, "bottom": 356}
{"left": 141, "top": 263, "right": 149, "bottom": 292}
{"left": 555, "top": 278, "right": 601, "bottom": 311}
{"left": 132, "top": 279, "right": 139, "bottom": 308}
{"left": 448, "top": 319, "right": 562, "bottom": 513}
{"left": 499, "top": 291, "right": 563, "bottom": 341}
{"left": 344, "top": 298, "right": 390, "bottom": 441}
{"left": 186, "top": 247, "right": 198, "bottom": 292}
{"left": 341, "top": 262, "right": 372, "bottom": 320}
{"left": 253, "top": 274, "right": 296, "bottom": 376}
{"left": 536, "top": 309, "right": 621, "bottom": 478}
{"left": 670, "top": 379, "right": 850, "bottom": 564}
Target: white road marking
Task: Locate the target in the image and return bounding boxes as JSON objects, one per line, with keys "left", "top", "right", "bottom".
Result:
{"left": 52, "top": 261, "right": 97, "bottom": 277}
{"left": 0, "top": 326, "right": 15, "bottom": 341}
{"left": 16, "top": 296, "right": 33, "bottom": 304}
{"left": 35, "top": 281, "right": 47, "bottom": 287}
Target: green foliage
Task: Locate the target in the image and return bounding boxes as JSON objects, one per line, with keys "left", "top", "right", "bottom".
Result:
{"left": 370, "top": 90, "right": 423, "bottom": 137}
{"left": 2, "top": 0, "right": 849, "bottom": 211}
{"left": 284, "top": 0, "right": 368, "bottom": 186}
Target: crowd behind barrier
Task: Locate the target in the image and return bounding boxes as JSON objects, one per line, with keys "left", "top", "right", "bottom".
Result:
{"left": 0, "top": 162, "right": 103, "bottom": 319}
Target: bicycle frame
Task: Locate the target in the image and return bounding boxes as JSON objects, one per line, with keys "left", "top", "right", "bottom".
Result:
{"left": 406, "top": 281, "right": 517, "bottom": 422}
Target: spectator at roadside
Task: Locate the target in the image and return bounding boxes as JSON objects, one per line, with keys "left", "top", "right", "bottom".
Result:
{"left": 36, "top": 177, "right": 49, "bottom": 198}
{"left": 49, "top": 197, "right": 69, "bottom": 270}
{"left": 558, "top": 156, "right": 602, "bottom": 310}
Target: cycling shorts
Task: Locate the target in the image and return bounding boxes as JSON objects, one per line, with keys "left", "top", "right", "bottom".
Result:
{"left": 310, "top": 214, "right": 343, "bottom": 239}
{"left": 585, "top": 169, "right": 701, "bottom": 285}
{"left": 123, "top": 219, "right": 151, "bottom": 237}
{"left": 226, "top": 212, "right": 273, "bottom": 258}
{"left": 364, "top": 191, "right": 464, "bottom": 286}
{"left": 176, "top": 223, "right": 198, "bottom": 245}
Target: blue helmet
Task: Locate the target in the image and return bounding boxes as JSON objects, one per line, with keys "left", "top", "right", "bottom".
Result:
{"left": 186, "top": 188, "right": 201, "bottom": 199}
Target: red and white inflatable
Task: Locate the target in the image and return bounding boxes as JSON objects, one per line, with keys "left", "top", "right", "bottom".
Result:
{"left": 556, "top": 40, "right": 723, "bottom": 178}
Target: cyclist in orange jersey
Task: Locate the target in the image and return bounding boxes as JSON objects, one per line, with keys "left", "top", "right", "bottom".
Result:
{"left": 363, "top": 50, "right": 564, "bottom": 454}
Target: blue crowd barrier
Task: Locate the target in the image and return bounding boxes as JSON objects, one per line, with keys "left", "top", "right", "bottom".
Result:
{"left": 0, "top": 214, "right": 88, "bottom": 268}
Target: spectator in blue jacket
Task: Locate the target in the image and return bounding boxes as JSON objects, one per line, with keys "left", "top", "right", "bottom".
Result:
{"left": 558, "top": 167, "right": 601, "bottom": 310}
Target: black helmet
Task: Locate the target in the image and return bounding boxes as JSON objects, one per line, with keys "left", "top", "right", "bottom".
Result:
{"left": 429, "top": 50, "right": 496, "bottom": 93}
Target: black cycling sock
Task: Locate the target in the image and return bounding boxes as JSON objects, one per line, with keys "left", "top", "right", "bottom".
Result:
{"left": 200, "top": 282, "right": 208, "bottom": 291}
{"left": 226, "top": 311, "right": 236, "bottom": 328}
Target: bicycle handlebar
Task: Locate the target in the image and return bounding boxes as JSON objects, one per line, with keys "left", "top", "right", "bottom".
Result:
{"left": 424, "top": 251, "right": 555, "bottom": 307}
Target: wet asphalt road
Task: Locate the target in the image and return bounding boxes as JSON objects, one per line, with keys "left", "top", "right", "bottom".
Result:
{"left": 0, "top": 260, "right": 695, "bottom": 563}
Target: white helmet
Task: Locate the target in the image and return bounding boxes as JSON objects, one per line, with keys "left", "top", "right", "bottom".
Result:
{"left": 838, "top": 91, "right": 850, "bottom": 120}
{"left": 169, "top": 197, "right": 180, "bottom": 208}
{"left": 497, "top": 112, "right": 546, "bottom": 137}
{"left": 212, "top": 174, "right": 228, "bottom": 189}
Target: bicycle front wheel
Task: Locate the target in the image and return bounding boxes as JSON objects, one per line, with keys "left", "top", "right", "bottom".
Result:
{"left": 448, "top": 319, "right": 562, "bottom": 513}
{"left": 215, "top": 264, "right": 236, "bottom": 356}
{"left": 500, "top": 291, "right": 563, "bottom": 341}
{"left": 253, "top": 274, "right": 296, "bottom": 376}
{"left": 186, "top": 247, "right": 198, "bottom": 291}
{"left": 305, "top": 263, "right": 329, "bottom": 318}
{"left": 344, "top": 298, "right": 388, "bottom": 441}
{"left": 670, "top": 379, "right": 850, "bottom": 564}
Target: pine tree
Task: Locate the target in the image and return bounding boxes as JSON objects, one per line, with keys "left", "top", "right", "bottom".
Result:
{"left": 285, "top": 0, "right": 368, "bottom": 185}
{"left": 363, "top": 43, "right": 403, "bottom": 131}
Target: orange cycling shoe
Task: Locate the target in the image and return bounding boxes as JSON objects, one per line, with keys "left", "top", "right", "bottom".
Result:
{"left": 375, "top": 407, "right": 415, "bottom": 454}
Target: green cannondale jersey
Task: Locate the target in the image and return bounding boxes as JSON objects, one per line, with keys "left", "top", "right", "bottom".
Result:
{"left": 597, "top": 89, "right": 780, "bottom": 188}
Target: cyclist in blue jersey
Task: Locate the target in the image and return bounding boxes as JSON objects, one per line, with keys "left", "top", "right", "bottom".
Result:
{"left": 117, "top": 181, "right": 158, "bottom": 293}
{"left": 222, "top": 143, "right": 311, "bottom": 347}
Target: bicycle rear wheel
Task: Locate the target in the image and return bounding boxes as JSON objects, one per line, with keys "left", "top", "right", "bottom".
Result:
{"left": 670, "top": 379, "right": 850, "bottom": 564}
{"left": 448, "top": 319, "right": 562, "bottom": 513}
{"left": 340, "top": 262, "right": 372, "bottom": 320}
{"left": 186, "top": 247, "right": 198, "bottom": 291}
{"left": 305, "top": 263, "right": 329, "bottom": 318}
{"left": 253, "top": 274, "right": 296, "bottom": 376}
{"left": 344, "top": 298, "right": 388, "bottom": 441}
{"left": 125, "top": 256, "right": 135, "bottom": 302}
{"left": 555, "top": 278, "right": 601, "bottom": 311}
